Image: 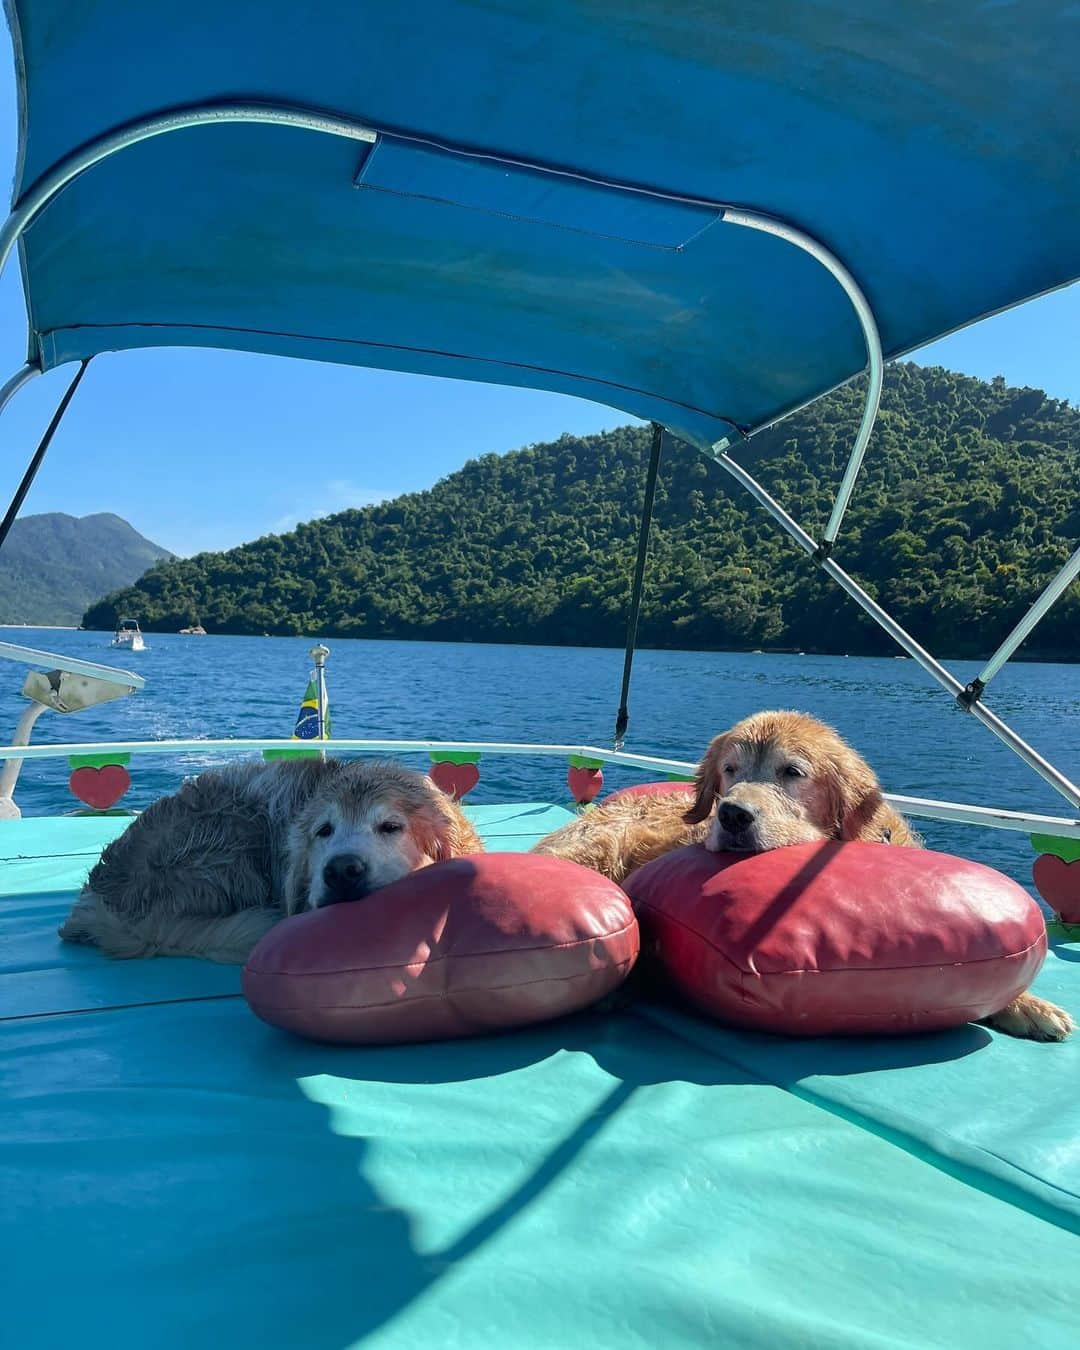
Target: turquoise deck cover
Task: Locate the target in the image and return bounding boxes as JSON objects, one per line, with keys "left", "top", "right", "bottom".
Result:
{"left": 2, "top": 810, "right": 1078, "bottom": 1348}
{"left": 5, "top": 2, "right": 1079, "bottom": 445}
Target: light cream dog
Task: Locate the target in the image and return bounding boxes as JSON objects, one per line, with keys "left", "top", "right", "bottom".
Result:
{"left": 60, "top": 757, "right": 482, "bottom": 963}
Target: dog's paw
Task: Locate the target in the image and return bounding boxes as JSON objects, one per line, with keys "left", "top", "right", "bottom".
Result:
{"left": 57, "top": 893, "right": 97, "bottom": 945}
{"left": 986, "top": 993, "right": 1075, "bottom": 1042}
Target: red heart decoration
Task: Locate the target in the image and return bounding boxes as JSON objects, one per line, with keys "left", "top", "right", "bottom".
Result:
{"left": 1032, "top": 853, "right": 1080, "bottom": 924}
{"left": 567, "top": 765, "right": 604, "bottom": 805}
{"left": 69, "top": 764, "right": 132, "bottom": 810}
{"left": 429, "top": 761, "right": 480, "bottom": 800}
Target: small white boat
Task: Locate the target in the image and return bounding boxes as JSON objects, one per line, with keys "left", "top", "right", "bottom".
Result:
{"left": 109, "top": 617, "right": 146, "bottom": 651}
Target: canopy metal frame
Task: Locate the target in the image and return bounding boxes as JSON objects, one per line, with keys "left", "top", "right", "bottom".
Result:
{"left": 0, "top": 99, "right": 1075, "bottom": 817}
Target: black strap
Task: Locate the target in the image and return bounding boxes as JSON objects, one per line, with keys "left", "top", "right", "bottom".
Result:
{"left": 613, "top": 421, "right": 665, "bottom": 750}
{"left": 0, "top": 359, "right": 91, "bottom": 554}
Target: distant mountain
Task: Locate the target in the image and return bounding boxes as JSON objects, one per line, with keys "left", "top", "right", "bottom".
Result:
{"left": 0, "top": 512, "right": 173, "bottom": 626}
{"left": 83, "top": 365, "right": 1080, "bottom": 659}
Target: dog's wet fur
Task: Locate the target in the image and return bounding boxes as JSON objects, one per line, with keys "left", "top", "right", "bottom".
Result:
{"left": 59, "top": 757, "right": 482, "bottom": 964}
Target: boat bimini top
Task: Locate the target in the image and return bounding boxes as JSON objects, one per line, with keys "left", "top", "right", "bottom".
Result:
{"left": 0, "top": 0, "right": 1078, "bottom": 824}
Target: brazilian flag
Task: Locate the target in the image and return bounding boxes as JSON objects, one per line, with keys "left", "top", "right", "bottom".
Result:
{"left": 292, "top": 676, "right": 330, "bottom": 740}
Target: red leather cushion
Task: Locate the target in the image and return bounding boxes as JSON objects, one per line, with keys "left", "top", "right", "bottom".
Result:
{"left": 243, "top": 853, "right": 638, "bottom": 1044}
{"left": 606, "top": 781, "right": 693, "bottom": 803}
{"left": 624, "top": 842, "right": 1047, "bottom": 1036}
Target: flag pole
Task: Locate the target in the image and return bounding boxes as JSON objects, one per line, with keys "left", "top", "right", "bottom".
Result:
{"left": 310, "top": 644, "right": 330, "bottom": 745}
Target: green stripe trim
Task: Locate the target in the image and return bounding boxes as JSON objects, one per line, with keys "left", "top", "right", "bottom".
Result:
{"left": 1031, "top": 834, "right": 1080, "bottom": 863}
{"left": 68, "top": 753, "right": 131, "bottom": 769}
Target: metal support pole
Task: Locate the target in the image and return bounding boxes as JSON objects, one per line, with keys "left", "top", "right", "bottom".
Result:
{"left": 721, "top": 208, "right": 884, "bottom": 551}
{"left": 967, "top": 542, "right": 1080, "bottom": 696}
{"left": 613, "top": 422, "right": 664, "bottom": 750}
{"left": 0, "top": 362, "right": 41, "bottom": 416}
{"left": 711, "top": 447, "right": 1080, "bottom": 810}
{"left": 0, "top": 360, "right": 90, "bottom": 553}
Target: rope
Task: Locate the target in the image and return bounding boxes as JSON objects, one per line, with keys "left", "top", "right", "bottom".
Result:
{"left": 0, "top": 359, "right": 91, "bottom": 554}
{"left": 613, "top": 421, "right": 665, "bottom": 750}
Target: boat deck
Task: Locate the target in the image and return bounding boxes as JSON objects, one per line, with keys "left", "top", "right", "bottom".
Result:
{"left": 3, "top": 807, "right": 1079, "bottom": 1348}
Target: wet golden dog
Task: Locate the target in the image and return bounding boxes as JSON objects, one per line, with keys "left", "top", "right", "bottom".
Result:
{"left": 534, "top": 710, "right": 1072, "bottom": 1041}
{"left": 60, "top": 758, "right": 483, "bottom": 964}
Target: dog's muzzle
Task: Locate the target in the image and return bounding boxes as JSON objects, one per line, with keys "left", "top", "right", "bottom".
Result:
{"left": 713, "top": 799, "right": 762, "bottom": 852}
{"left": 319, "top": 853, "right": 370, "bottom": 905}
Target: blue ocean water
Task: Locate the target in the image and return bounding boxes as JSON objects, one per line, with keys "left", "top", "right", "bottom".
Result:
{"left": 1, "top": 628, "right": 1077, "bottom": 898}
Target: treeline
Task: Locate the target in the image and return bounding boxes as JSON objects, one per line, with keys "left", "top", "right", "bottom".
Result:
{"left": 84, "top": 364, "right": 1080, "bottom": 659}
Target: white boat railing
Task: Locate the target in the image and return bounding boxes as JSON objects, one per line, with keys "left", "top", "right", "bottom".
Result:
{"left": 0, "top": 641, "right": 144, "bottom": 689}
{"left": 0, "top": 736, "right": 1076, "bottom": 840}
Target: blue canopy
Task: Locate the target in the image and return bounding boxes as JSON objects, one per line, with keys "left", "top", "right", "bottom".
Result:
{"left": 4, "top": 1, "right": 1078, "bottom": 445}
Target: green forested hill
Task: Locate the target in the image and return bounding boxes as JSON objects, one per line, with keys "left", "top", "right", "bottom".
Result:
{"left": 0, "top": 512, "right": 172, "bottom": 626}
{"left": 83, "top": 364, "right": 1080, "bottom": 658}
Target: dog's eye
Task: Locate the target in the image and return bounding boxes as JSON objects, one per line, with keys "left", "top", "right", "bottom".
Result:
{"left": 378, "top": 820, "right": 404, "bottom": 835}
{"left": 781, "top": 765, "right": 806, "bottom": 779}
{"left": 315, "top": 822, "right": 334, "bottom": 839}
{"left": 722, "top": 763, "right": 737, "bottom": 775}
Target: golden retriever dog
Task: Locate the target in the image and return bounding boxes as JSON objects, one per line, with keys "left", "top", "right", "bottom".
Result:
{"left": 59, "top": 757, "right": 483, "bottom": 964}
{"left": 534, "top": 710, "right": 1072, "bottom": 1042}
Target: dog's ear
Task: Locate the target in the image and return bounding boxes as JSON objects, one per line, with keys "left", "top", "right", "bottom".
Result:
{"left": 415, "top": 783, "right": 484, "bottom": 860}
{"left": 824, "top": 745, "right": 884, "bottom": 841}
{"left": 406, "top": 781, "right": 459, "bottom": 862}
{"left": 683, "top": 733, "right": 728, "bottom": 824}
{"left": 445, "top": 815, "right": 478, "bottom": 858}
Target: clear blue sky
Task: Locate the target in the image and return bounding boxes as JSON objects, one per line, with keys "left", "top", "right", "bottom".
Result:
{"left": 0, "top": 52, "right": 1075, "bottom": 558}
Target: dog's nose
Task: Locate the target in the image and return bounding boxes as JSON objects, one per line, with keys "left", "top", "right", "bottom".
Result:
{"left": 719, "top": 801, "right": 756, "bottom": 835}
{"left": 320, "top": 853, "right": 369, "bottom": 904}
